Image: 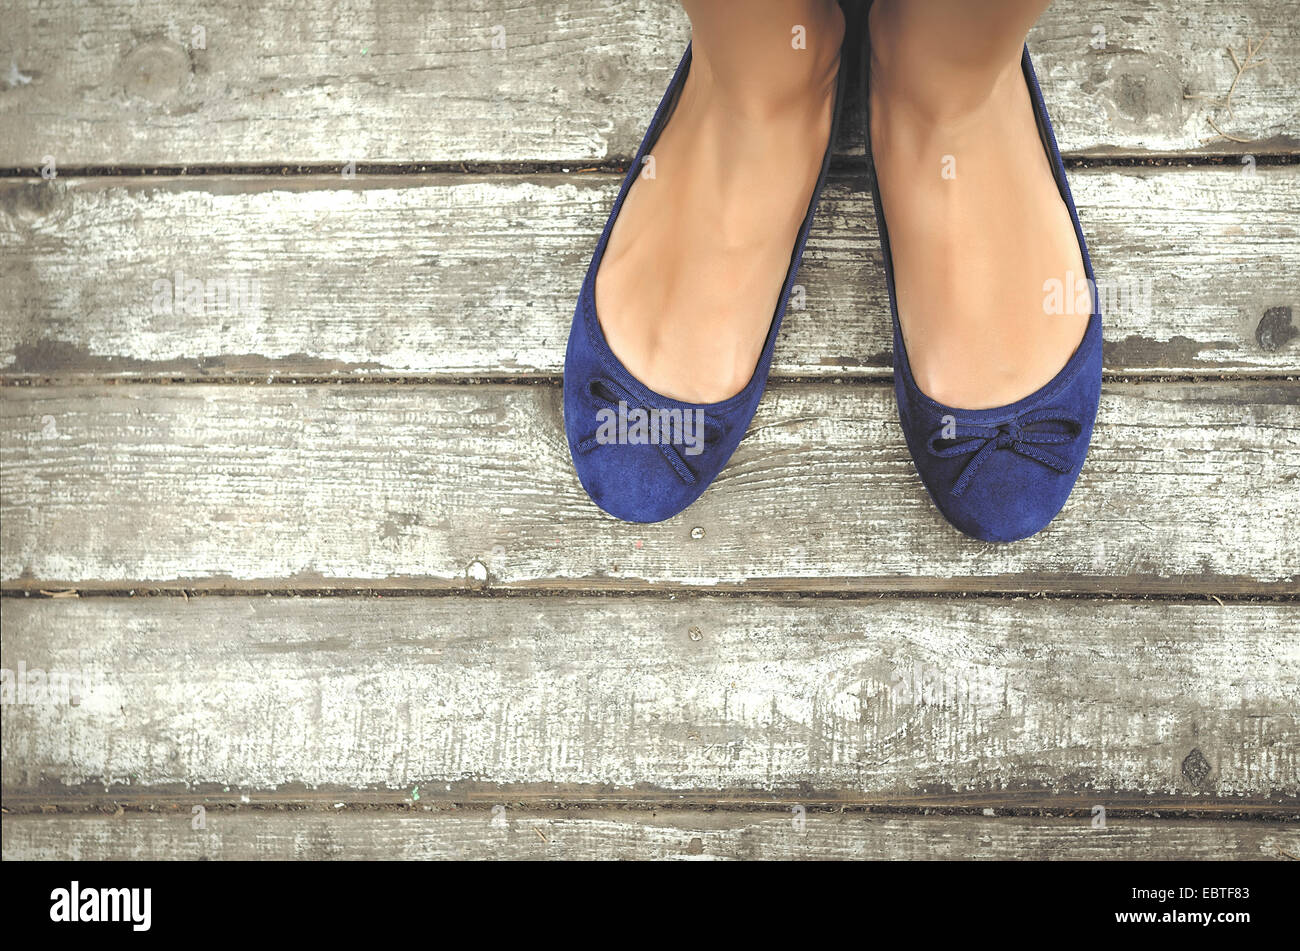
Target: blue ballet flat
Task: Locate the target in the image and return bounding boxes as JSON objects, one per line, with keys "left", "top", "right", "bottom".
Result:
{"left": 563, "top": 42, "right": 846, "bottom": 523}
{"left": 865, "top": 44, "right": 1103, "bottom": 543}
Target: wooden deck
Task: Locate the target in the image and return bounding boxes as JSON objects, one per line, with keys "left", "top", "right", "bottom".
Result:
{"left": 1, "top": 0, "right": 1297, "bottom": 860}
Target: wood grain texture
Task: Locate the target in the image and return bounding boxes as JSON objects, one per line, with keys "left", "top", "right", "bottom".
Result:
{"left": 2, "top": 0, "right": 1294, "bottom": 857}
{"left": 1, "top": 167, "right": 1297, "bottom": 381}
{"left": 2, "top": 596, "right": 1296, "bottom": 797}
{"left": 1, "top": 1, "right": 1296, "bottom": 165}
{"left": 3, "top": 810, "right": 1296, "bottom": 860}
{"left": 1, "top": 382, "right": 1296, "bottom": 592}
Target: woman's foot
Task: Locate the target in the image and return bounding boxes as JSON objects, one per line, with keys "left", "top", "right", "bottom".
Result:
{"left": 594, "top": 1, "right": 844, "bottom": 404}
{"left": 868, "top": 0, "right": 1089, "bottom": 410}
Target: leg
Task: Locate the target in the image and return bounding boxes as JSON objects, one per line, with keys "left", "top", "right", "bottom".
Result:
{"left": 869, "top": 0, "right": 1089, "bottom": 409}
{"left": 872, "top": 0, "right": 1051, "bottom": 114}
{"left": 595, "top": 0, "right": 844, "bottom": 404}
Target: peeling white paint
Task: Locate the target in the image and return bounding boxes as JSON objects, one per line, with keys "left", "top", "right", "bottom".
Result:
{"left": 2, "top": 170, "right": 1297, "bottom": 379}
{"left": 2, "top": 597, "right": 1296, "bottom": 797}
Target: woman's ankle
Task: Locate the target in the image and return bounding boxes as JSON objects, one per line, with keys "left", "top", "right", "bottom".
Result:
{"left": 689, "top": 1, "right": 843, "bottom": 121}
{"left": 869, "top": 0, "right": 1024, "bottom": 124}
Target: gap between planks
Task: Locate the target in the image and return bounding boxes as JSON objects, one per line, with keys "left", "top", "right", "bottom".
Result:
{"left": 0, "top": 154, "right": 1298, "bottom": 178}
{"left": 3, "top": 375, "right": 1299, "bottom": 389}
{"left": 4, "top": 582, "right": 1300, "bottom": 598}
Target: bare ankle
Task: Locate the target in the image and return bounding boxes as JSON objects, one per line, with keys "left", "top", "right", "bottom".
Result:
{"left": 690, "top": 2, "right": 843, "bottom": 120}
{"left": 869, "top": 0, "right": 1024, "bottom": 123}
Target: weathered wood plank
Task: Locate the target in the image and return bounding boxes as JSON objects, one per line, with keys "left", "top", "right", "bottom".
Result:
{"left": 4, "top": 810, "right": 1296, "bottom": 860}
{"left": 1, "top": 383, "right": 1296, "bottom": 592}
{"left": 1, "top": 597, "right": 1296, "bottom": 798}
{"left": 1, "top": 167, "right": 1296, "bottom": 381}
{"left": 1, "top": 1, "right": 1296, "bottom": 165}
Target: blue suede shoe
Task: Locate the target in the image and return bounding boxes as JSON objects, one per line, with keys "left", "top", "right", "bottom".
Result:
{"left": 563, "top": 43, "right": 846, "bottom": 523}
{"left": 866, "top": 44, "right": 1103, "bottom": 543}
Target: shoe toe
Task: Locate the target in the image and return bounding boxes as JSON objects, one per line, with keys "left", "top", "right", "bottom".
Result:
{"left": 895, "top": 333, "right": 1101, "bottom": 543}
{"left": 568, "top": 438, "right": 707, "bottom": 524}
{"left": 924, "top": 450, "right": 1078, "bottom": 543}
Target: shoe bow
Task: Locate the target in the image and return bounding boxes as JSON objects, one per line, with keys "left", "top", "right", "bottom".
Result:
{"left": 926, "top": 407, "right": 1082, "bottom": 497}
{"left": 576, "top": 377, "right": 725, "bottom": 486}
